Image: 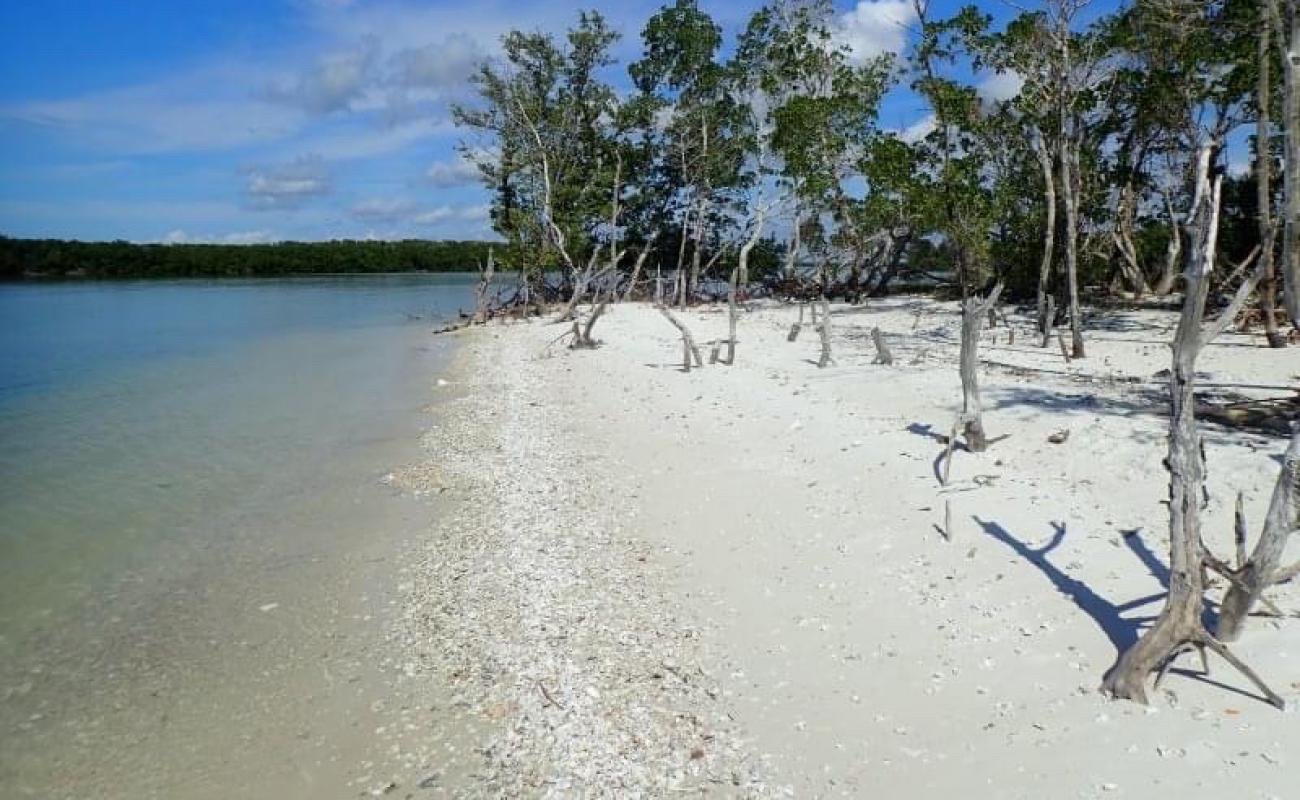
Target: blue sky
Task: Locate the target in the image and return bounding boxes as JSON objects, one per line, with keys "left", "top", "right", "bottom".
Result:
{"left": 0, "top": 0, "right": 1079, "bottom": 243}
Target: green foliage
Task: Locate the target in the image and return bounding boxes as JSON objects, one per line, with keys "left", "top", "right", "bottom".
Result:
{"left": 0, "top": 237, "right": 494, "bottom": 280}
{"left": 454, "top": 11, "right": 624, "bottom": 279}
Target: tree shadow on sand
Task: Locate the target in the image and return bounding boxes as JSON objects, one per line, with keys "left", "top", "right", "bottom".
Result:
{"left": 973, "top": 517, "right": 1162, "bottom": 654}
{"left": 974, "top": 517, "right": 1273, "bottom": 703}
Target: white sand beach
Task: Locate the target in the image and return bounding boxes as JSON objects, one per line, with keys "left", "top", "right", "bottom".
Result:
{"left": 390, "top": 297, "right": 1299, "bottom": 798}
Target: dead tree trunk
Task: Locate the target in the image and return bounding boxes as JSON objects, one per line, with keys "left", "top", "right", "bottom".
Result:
{"left": 570, "top": 290, "right": 608, "bottom": 349}
{"left": 1102, "top": 144, "right": 1283, "bottom": 709}
{"left": 724, "top": 265, "right": 740, "bottom": 365}
{"left": 959, "top": 282, "right": 1004, "bottom": 452}
{"left": 724, "top": 209, "right": 767, "bottom": 366}
{"left": 1214, "top": 431, "right": 1300, "bottom": 640}
{"left": 872, "top": 327, "right": 894, "bottom": 365}
{"left": 787, "top": 304, "right": 805, "bottom": 342}
{"left": 657, "top": 304, "right": 704, "bottom": 372}
{"left": 816, "top": 296, "right": 833, "bottom": 368}
{"left": 621, "top": 237, "right": 658, "bottom": 302}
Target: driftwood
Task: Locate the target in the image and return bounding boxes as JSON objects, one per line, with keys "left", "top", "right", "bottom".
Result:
{"left": 657, "top": 304, "right": 704, "bottom": 372}
{"left": 1214, "top": 431, "right": 1300, "bottom": 641}
{"left": 958, "top": 282, "right": 1004, "bottom": 452}
{"left": 1196, "top": 395, "right": 1299, "bottom": 435}
{"left": 871, "top": 327, "right": 894, "bottom": 365}
{"left": 1103, "top": 143, "right": 1282, "bottom": 709}
{"left": 787, "top": 304, "right": 805, "bottom": 342}
{"left": 817, "top": 296, "right": 833, "bottom": 368}
{"left": 569, "top": 294, "right": 608, "bottom": 349}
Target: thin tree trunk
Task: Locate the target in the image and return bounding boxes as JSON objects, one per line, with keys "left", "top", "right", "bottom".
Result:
{"left": 1103, "top": 144, "right": 1283, "bottom": 709}
{"left": 1215, "top": 431, "right": 1300, "bottom": 640}
{"left": 872, "top": 327, "right": 894, "bottom": 365}
{"left": 1034, "top": 131, "right": 1057, "bottom": 332}
{"left": 1060, "top": 138, "right": 1085, "bottom": 358}
{"left": 1259, "top": 0, "right": 1288, "bottom": 347}
{"left": 1152, "top": 193, "right": 1184, "bottom": 295}
{"left": 817, "top": 296, "right": 833, "bottom": 368}
{"left": 474, "top": 247, "right": 495, "bottom": 324}
{"left": 726, "top": 211, "right": 767, "bottom": 365}
{"left": 657, "top": 304, "right": 704, "bottom": 371}
{"left": 784, "top": 207, "right": 802, "bottom": 281}
{"left": 1113, "top": 184, "right": 1151, "bottom": 297}
{"left": 1282, "top": 0, "right": 1300, "bottom": 325}
{"left": 959, "top": 282, "right": 1004, "bottom": 452}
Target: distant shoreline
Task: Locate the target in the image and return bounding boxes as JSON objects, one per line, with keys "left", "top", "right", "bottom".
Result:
{"left": 0, "top": 236, "right": 498, "bottom": 280}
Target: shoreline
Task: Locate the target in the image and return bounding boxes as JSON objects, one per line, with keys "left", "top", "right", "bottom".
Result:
{"left": 390, "top": 320, "right": 769, "bottom": 794}
{"left": 401, "top": 297, "right": 1296, "bottom": 797}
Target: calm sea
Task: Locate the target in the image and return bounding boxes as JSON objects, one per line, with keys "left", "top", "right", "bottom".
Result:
{"left": 0, "top": 273, "right": 480, "bottom": 795}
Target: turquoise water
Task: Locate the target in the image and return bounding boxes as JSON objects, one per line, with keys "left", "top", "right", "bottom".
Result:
{"left": 0, "top": 273, "right": 475, "bottom": 657}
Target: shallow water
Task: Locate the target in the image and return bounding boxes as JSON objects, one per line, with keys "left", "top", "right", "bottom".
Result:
{"left": 0, "top": 274, "right": 476, "bottom": 796}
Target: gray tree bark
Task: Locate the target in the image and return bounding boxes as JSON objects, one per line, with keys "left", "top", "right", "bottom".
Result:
{"left": 816, "top": 296, "right": 833, "bottom": 368}
{"left": 1282, "top": 0, "right": 1300, "bottom": 324}
{"left": 657, "top": 304, "right": 704, "bottom": 371}
{"left": 473, "top": 247, "right": 495, "bottom": 324}
{"left": 1259, "top": 0, "right": 1288, "bottom": 347}
{"left": 1033, "top": 130, "right": 1057, "bottom": 334}
{"left": 1060, "top": 138, "right": 1086, "bottom": 358}
{"left": 1214, "top": 431, "right": 1300, "bottom": 640}
{"left": 959, "top": 282, "right": 1004, "bottom": 452}
{"left": 1103, "top": 144, "right": 1283, "bottom": 708}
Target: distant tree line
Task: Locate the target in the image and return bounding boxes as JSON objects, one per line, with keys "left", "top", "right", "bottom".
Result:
{"left": 0, "top": 237, "right": 497, "bottom": 279}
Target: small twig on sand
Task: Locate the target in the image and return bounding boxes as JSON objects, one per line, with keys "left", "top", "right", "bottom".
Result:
{"left": 537, "top": 680, "right": 565, "bottom": 710}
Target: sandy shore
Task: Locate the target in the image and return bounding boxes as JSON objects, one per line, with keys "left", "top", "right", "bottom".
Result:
{"left": 398, "top": 296, "right": 1298, "bottom": 798}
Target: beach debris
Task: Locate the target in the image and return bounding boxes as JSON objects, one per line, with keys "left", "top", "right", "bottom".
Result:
{"left": 258, "top": 603, "right": 279, "bottom": 613}
{"left": 1047, "top": 429, "right": 1070, "bottom": 444}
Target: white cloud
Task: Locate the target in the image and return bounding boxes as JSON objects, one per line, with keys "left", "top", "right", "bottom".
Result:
{"left": 265, "top": 38, "right": 380, "bottom": 114}
{"left": 350, "top": 197, "right": 418, "bottom": 221}
{"left": 978, "top": 70, "right": 1024, "bottom": 103}
{"left": 426, "top": 157, "right": 479, "bottom": 188}
{"left": 414, "top": 203, "right": 489, "bottom": 225}
{"left": 836, "top": 0, "right": 917, "bottom": 62}
{"left": 160, "top": 229, "right": 277, "bottom": 245}
{"left": 899, "top": 114, "right": 936, "bottom": 144}
{"left": 390, "top": 34, "right": 483, "bottom": 89}
{"left": 245, "top": 155, "right": 331, "bottom": 209}
{"left": 2, "top": 71, "right": 303, "bottom": 153}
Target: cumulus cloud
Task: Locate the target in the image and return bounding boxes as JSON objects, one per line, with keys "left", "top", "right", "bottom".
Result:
{"left": 425, "top": 157, "right": 479, "bottom": 188}
{"left": 978, "top": 70, "right": 1025, "bottom": 103}
{"left": 245, "top": 155, "right": 331, "bottom": 209}
{"left": 899, "top": 114, "right": 936, "bottom": 144}
{"left": 836, "top": 0, "right": 917, "bottom": 62}
{"left": 350, "top": 197, "right": 418, "bottom": 222}
{"left": 390, "top": 34, "right": 483, "bottom": 89}
{"left": 265, "top": 38, "right": 380, "bottom": 114}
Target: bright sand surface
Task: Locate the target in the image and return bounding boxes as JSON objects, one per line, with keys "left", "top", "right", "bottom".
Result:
{"left": 399, "top": 296, "right": 1298, "bottom": 798}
